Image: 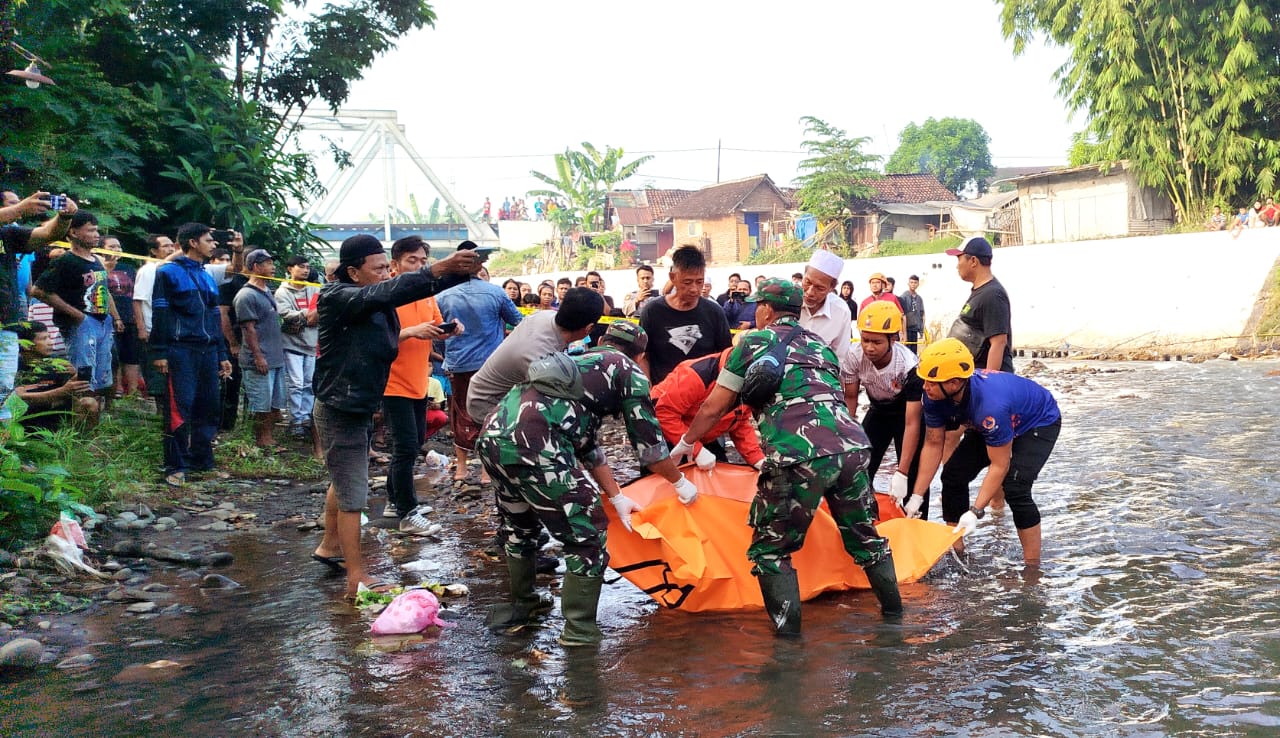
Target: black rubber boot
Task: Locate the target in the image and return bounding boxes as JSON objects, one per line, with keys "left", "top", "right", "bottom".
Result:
{"left": 864, "top": 554, "right": 903, "bottom": 617}
{"left": 486, "top": 555, "right": 553, "bottom": 632}
{"left": 758, "top": 570, "right": 802, "bottom": 637}
{"left": 557, "top": 573, "right": 604, "bottom": 647}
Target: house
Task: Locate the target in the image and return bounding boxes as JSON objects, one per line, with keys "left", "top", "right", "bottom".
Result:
{"left": 846, "top": 173, "right": 959, "bottom": 245}
{"left": 1008, "top": 161, "right": 1174, "bottom": 244}
{"left": 663, "top": 174, "right": 791, "bottom": 264}
{"left": 607, "top": 188, "right": 694, "bottom": 262}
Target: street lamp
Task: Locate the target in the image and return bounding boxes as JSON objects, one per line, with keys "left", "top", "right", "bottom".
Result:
{"left": 6, "top": 42, "right": 55, "bottom": 89}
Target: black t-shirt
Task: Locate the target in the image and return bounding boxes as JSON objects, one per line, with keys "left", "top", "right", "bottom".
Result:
{"left": 639, "top": 296, "right": 732, "bottom": 384}
{"left": 953, "top": 277, "right": 1014, "bottom": 373}
{"left": 0, "top": 225, "right": 34, "bottom": 325}
{"left": 108, "top": 263, "right": 137, "bottom": 325}
{"left": 34, "top": 252, "right": 112, "bottom": 329}
{"left": 219, "top": 273, "right": 250, "bottom": 345}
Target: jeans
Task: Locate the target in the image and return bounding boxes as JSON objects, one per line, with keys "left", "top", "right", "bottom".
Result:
{"left": 383, "top": 395, "right": 428, "bottom": 516}
{"left": 65, "top": 314, "right": 115, "bottom": 392}
{"left": 162, "top": 343, "right": 222, "bottom": 475}
{"left": 905, "top": 327, "right": 923, "bottom": 354}
{"left": 940, "top": 420, "right": 1062, "bottom": 529}
{"left": 0, "top": 329, "right": 17, "bottom": 420}
{"left": 283, "top": 351, "right": 316, "bottom": 427}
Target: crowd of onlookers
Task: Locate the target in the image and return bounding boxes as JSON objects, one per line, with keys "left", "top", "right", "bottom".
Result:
{"left": 1204, "top": 198, "right": 1280, "bottom": 238}
{"left": 483, "top": 196, "right": 563, "bottom": 223}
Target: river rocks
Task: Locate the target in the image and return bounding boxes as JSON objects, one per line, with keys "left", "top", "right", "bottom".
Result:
{"left": 153, "top": 517, "right": 178, "bottom": 532}
{"left": 0, "top": 638, "right": 44, "bottom": 668}
{"left": 203, "top": 552, "right": 234, "bottom": 567}
{"left": 56, "top": 653, "right": 96, "bottom": 669}
{"left": 199, "top": 521, "right": 234, "bottom": 532}
{"left": 199, "top": 574, "right": 241, "bottom": 589}
{"left": 112, "top": 568, "right": 134, "bottom": 581}
{"left": 126, "top": 601, "right": 158, "bottom": 614}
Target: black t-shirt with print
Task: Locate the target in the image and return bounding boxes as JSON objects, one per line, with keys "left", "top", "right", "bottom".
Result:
{"left": 954, "top": 277, "right": 1014, "bottom": 373}
{"left": 34, "top": 252, "right": 112, "bottom": 331}
{"left": 639, "top": 296, "right": 732, "bottom": 385}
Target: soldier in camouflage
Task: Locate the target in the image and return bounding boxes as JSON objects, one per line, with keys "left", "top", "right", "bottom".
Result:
{"left": 677, "top": 278, "right": 902, "bottom": 635}
{"left": 476, "top": 322, "right": 698, "bottom": 646}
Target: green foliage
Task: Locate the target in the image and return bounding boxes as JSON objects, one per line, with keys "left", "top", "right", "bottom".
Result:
{"left": 1067, "top": 130, "right": 1107, "bottom": 167}
{"left": 0, "top": 398, "right": 93, "bottom": 550}
{"left": 2, "top": 0, "right": 435, "bottom": 251}
{"left": 885, "top": 117, "right": 994, "bottom": 195}
{"left": 1257, "top": 262, "right": 1280, "bottom": 340}
{"left": 529, "top": 143, "right": 653, "bottom": 232}
{"left": 874, "top": 236, "right": 963, "bottom": 258}
{"left": 794, "top": 116, "right": 881, "bottom": 236}
{"left": 745, "top": 236, "right": 815, "bottom": 265}
{"left": 998, "top": 0, "right": 1280, "bottom": 220}
{"left": 487, "top": 245, "right": 542, "bottom": 278}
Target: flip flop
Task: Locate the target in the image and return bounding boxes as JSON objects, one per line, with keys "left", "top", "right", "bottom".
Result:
{"left": 164, "top": 472, "right": 185, "bottom": 488}
{"left": 311, "top": 553, "right": 346, "bottom": 571}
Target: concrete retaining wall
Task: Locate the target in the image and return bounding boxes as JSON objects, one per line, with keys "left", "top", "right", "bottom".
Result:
{"left": 508, "top": 228, "right": 1280, "bottom": 354}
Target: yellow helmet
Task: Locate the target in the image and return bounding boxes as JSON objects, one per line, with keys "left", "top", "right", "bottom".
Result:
{"left": 858, "top": 301, "right": 903, "bottom": 334}
{"left": 916, "top": 338, "right": 975, "bottom": 381}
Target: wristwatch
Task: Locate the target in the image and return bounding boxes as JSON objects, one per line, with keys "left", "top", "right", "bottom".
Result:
{"left": 969, "top": 505, "right": 985, "bottom": 520}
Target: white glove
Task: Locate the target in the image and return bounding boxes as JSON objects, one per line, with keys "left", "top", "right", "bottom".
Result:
{"left": 888, "top": 471, "right": 909, "bottom": 504}
{"left": 673, "top": 474, "right": 698, "bottom": 505}
{"left": 694, "top": 447, "right": 717, "bottom": 471}
{"left": 752, "top": 459, "right": 764, "bottom": 471}
{"left": 904, "top": 494, "right": 925, "bottom": 519}
{"left": 952, "top": 510, "right": 978, "bottom": 536}
{"left": 669, "top": 437, "right": 695, "bottom": 464}
{"left": 610, "top": 494, "right": 643, "bottom": 532}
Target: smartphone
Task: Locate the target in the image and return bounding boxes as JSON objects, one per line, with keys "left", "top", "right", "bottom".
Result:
{"left": 438, "top": 321, "right": 458, "bottom": 335}
{"left": 473, "top": 246, "right": 497, "bottom": 263}
{"left": 48, "top": 194, "right": 66, "bottom": 211}
{"left": 75, "top": 366, "right": 92, "bottom": 381}
{"left": 210, "top": 229, "right": 234, "bottom": 246}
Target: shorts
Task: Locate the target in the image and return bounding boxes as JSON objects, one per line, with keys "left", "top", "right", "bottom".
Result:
{"left": 447, "top": 370, "right": 480, "bottom": 451}
{"left": 314, "top": 402, "right": 372, "bottom": 512}
{"left": 241, "top": 365, "right": 287, "bottom": 413}
{"left": 116, "top": 323, "right": 142, "bottom": 365}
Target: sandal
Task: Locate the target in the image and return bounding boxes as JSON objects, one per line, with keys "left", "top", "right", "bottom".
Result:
{"left": 164, "top": 472, "right": 185, "bottom": 488}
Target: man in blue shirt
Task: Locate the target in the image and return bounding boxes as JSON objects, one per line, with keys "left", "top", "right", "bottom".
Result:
{"left": 435, "top": 242, "right": 524, "bottom": 484}
{"left": 910, "top": 338, "right": 1061, "bottom": 566}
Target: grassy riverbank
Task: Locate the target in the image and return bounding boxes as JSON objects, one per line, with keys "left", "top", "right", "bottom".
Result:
{"left": 1, "top": 396, "right": 324, "bottom": 551}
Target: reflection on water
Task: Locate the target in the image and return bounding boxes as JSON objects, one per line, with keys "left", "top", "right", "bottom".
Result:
{"left": 4, "top": 360, "right": 1280, "bottom": 736}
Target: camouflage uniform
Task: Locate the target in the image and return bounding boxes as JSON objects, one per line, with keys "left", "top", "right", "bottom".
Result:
{"left": 719, "top": 313, "right": 890, "bottom": 577}
{"left": 476, "top": 347, "right": 669, "bottom": 577}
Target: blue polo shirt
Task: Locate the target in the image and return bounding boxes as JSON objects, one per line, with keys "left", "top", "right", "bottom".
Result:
{"left": 922, "top": 369, "right": 1060, "bottom": 446}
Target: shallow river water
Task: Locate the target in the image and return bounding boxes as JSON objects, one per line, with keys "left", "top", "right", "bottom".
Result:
{"left": 4, "top": 360, "right": 1280, "bottom": 737}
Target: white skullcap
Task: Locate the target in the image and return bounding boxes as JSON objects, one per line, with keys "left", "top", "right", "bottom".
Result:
{"left": 807, "top": 250, "right": 844, "bottom": 280}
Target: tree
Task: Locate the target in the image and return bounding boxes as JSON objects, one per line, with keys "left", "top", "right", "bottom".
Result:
{"left": 998, "top": 0, "right": 1280, "bottom": 220}
{"left": 529, "top": 143, "right": 653, "bottom": 231}
{"left": 794, "top": 116, "right": 881, "bottom": 242}
{"left": 1, "top": 1, "right": 435, "bottom": 253}
{"left": 885, "top": 117, "right": 994, "bottom": 196}
{"left": 1067, "top": 130, "right": 1107, "bottom": 168}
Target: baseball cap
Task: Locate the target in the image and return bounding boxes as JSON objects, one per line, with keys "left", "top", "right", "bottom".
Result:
{"left": 603, "top": 321, "right": 649, "bottom": 353}
{"left": 745, "top": 277, "right": 803, "bottom": 309}
{"left": 244, "top": 249, "right": 274, "bottom": 267}
{"left": 946, "top": 236, "right": 993, "bottom": 259}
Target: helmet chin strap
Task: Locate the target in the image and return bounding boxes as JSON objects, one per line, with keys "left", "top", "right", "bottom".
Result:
{"left": 940, "top": 378, "right": 967, "bottom": 403}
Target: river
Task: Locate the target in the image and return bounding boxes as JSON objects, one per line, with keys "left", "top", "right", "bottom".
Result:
{"left": 3, "top": 359, "right": 1279, "bottom": 737}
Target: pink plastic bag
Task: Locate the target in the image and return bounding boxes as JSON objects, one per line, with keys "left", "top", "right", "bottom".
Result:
{"left": 370, "top": 589, "right": 453, "bottom": 635}
{"left": 51, "top": 515, "right": 87, "bottom": 549}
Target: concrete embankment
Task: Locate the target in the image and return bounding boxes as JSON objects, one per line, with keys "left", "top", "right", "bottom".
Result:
{"left": 515, "top": 228, "right": 1280, "bottom": 355}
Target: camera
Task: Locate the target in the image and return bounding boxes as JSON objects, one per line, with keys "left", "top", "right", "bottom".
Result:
{"left": 730, "top": 290, "right": 748, "bottom": 301}
{"left": 210, "top": 229, "right": 235, "bottom": 246}
{"left": 48, "top": 194, "right": 66, "bottom": 211}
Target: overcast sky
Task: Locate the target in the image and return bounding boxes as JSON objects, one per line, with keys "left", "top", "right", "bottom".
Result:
{"left": 302, "top": 0, "right": 1076, "bottom": 221}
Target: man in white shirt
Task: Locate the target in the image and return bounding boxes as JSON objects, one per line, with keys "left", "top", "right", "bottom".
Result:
{"left": 798, "top": 249, "right": 852, "bottom": 364}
